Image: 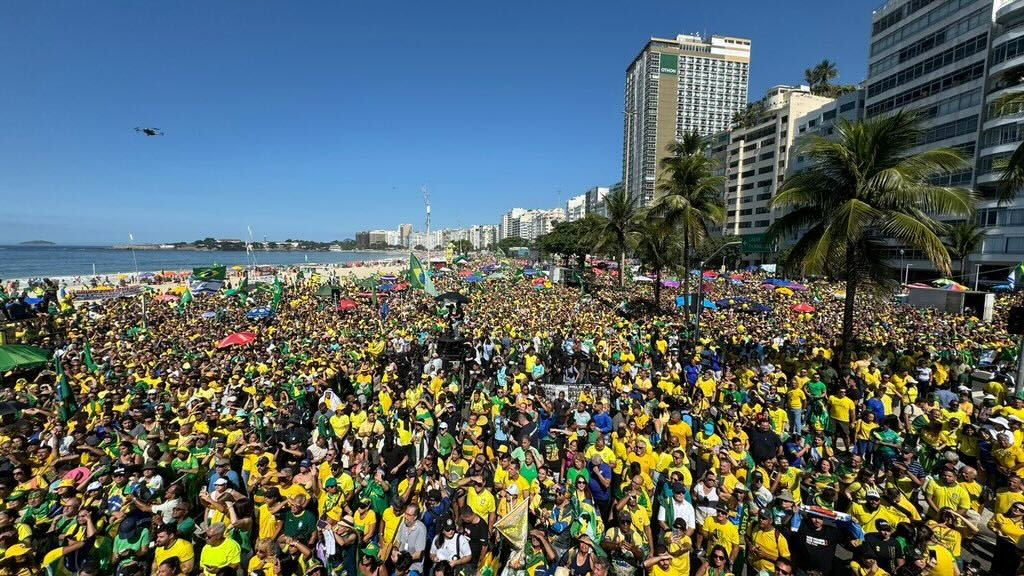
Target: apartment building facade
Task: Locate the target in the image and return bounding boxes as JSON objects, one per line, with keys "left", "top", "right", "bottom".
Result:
{"left": 624, "top": 34, "right": 751, "bottom": 208}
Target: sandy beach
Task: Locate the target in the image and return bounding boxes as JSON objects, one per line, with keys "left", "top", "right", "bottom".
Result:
{"left": 38, "top": 259, "right": 409, "bottom": 297}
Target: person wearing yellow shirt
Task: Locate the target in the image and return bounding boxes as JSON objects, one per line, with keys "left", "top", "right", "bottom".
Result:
{"left": 989, "top": 501, "right": 1024, "bottom": 576}
{"left": 993, "top": 431, "right": 1024, "bottom": 477}
{"left": 627, "top": 441, "right": 659, "bottom": 491}
{"left": 854, "top": 412, "right": 879, "bottom": 458}
{"left": 378, "top": 499, "right": 405, "bottom": 560}
{"left": 695, "top": 424, "right": 724, "bottom": 465}
{"left": 746, "top": 510, "right": 790, "bottom": 574}
{"left": 246, "top": 539, "right": 279, "bottom": 576}
{"left": 461, "top": 476, "right": 497, "bottom": 526}
{"left": 328, "top": 411, "right": 350, "bottom": 440}
{"left": 827, "top": 388, "right": 857, "bottom": 448}
{"left": 198, "top": 523, "right": 241, "bottom": 576}
{"left": 697, "top": 505, "right": 740, "bottom": 564}
{"left": 924, "top": 469, "right": 970, "bottom": 519}
{"left": 696, "top": 374, "right": 717, "bottom": 401}
{"left": 152, "top": 524, "right": 195, "bottom": 575}
{"left": 767, "top": 401, "right": 789, "bottom": 438}
{"left": 786, "top": 385, "right": 807, "bottom": 436}
{"left": 995, "top": 475, "right": 1024, "bottom": 515}
{"left": 849, "top": 556, "right": 889, "bottom": 576}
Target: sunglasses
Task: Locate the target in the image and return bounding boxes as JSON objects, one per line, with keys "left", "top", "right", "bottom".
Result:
{"left": 712, "top": 554, "right": 726, "bottom": 560}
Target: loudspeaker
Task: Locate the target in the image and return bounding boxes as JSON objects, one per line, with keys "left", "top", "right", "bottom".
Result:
{"left": 1009, "top": 306, "right": 1024, "bottom": 336}
{"left": 438, "top": 337, "right": 468, "bottom": 360}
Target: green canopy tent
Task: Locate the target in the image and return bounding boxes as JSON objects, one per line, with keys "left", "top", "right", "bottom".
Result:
{"left": 314, "top": 285, "right": 336, "bottom": 299}
{"left": 0, "top": 345, "right": 51, "bottom": 373}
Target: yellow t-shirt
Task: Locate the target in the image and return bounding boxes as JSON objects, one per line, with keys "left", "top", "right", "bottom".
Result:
{"left": 154, "top": 539, "right": 195, "bottom": 569}
{"left": 700, "top": 517, "right": 740, "bottom": 556}
{"left": 827, "top": 396, "right": 856, "bottom": 423}
{"left": 924, "top": 482, "right": 970, "bottom": 516}
{"left": 199, "top": 538, "right": 241, "bottom": 576}
{"left": 748, "top": 526, "right": 789, "bottom": 573}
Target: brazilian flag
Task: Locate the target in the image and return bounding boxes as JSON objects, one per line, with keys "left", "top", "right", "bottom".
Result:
{"left": 192, "top": 266, "right": 227, "bottom": 281}
{"left": 54, "top": 354, "right": 79, "bottom": 422}
{"left": 407, "top": 254, "right": 438, "bottom": 297}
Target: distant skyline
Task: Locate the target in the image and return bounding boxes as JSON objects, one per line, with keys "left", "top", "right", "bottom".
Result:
{"left": 0, "top": 1, "right": 875, "bottom": 244}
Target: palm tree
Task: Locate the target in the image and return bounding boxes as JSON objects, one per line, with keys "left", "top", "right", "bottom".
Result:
{"left": 805, "top": 59, "right": 838, "bottom": 93}
{"left": 766, "top": 111, "right": 975, "bottom": 371}
{"left": 653, "top": 131, "right": 726, "bottom": 319}
{"left": 945, "top": 222, "right": 987, "bottom": 281}
{"left": 592, "top": 188, "right": 641, "bottom": 287}
{"left": 631, "top": 214, "right": 684, "bottom": 309}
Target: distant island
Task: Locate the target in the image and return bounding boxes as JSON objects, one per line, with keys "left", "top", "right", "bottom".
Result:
{"left": 19, "top": 240, "right": 56, "bottom": 246}
{"left": 110, "top": 238, "right": 400, "bottom": 252}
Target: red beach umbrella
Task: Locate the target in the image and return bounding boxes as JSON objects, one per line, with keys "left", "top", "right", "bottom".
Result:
{"left": 217, "top": 332, "right": 256, "bottom": 349}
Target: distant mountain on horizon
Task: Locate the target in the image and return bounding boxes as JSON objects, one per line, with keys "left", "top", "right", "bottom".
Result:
{"left": 19, "top": 240, "right": 56, "bottom": 246}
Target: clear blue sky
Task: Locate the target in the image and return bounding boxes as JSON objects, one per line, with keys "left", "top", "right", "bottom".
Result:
{"left": 0, "top": 1, "right": 876, "bottom": 244}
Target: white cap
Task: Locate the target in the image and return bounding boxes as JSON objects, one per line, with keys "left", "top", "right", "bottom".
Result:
{"left": 506, "top": 484, "right": 519, "bottom": 496}
{"left": 214, "top": 478, "right": 229, "bottom": 486}
{"left": 991, "top": 417, "right": 1011, "bottom": 429}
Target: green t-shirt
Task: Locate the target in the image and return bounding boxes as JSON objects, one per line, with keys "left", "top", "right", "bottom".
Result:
{"left": 282, "top": 509, "right": 316, "bottom": 541}
{"left": 436, "top": 433, "right": 456, "bottom": 456}
{"left": 806, "top": 380, "right": 827, "bottom": 399}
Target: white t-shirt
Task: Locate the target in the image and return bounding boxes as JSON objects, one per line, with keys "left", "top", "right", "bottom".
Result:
{"left": 430, "top": 533, "right": 472, "bottom": 563}
{"left": 657, "top": 497, "right": 696, "bottom": 532}
{"left": 151, "top": 497, "right": 180, "bottom": 523}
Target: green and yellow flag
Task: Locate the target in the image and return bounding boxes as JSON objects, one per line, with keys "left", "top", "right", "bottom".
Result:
{"left": 192, "top": 266, "right": 227, "bottom": 281}
{"left": 83, "top": 340, "right": 99, "bottom": 374}
{"left": 54, "top": 354, "right": 78, "bottom": 422}
{"left": 408, "top": 254, "right": 438, "bottom": 297}
{"left": 178, "top": 287, "right": 193, "bottom": 314}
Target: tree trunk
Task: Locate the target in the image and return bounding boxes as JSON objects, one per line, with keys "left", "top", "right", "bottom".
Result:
{"left": 618, "top": 242, "right": 626, "bottom": 288}
{"left": 654, "top": 266, "right": 662, "bottom": 310}
{"left": 682, "top": 235, "right": 691, "bottom": 322}
{"left": 841, "top": 246, "right": 858, "bottom": 376}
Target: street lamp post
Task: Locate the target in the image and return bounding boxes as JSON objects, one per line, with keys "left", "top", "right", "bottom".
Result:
{"left": 695, "top": 241, "right": 741, "bottom": 343}
{"left": 899, "top": 249, "right": 905, "bottom": 286}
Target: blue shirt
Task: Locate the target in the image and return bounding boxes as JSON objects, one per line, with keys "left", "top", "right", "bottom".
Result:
{"left": 588, "top": 463, "right": 612, "bottom": 502}
{"left": 593, "top": 412, "right": 613, "bottom": 434}
{"left": 206, "top": 470, "right": 242, "bottom": 493}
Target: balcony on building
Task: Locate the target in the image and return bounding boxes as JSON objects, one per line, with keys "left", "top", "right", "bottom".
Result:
{"left": 997, "top": 0, "right": 1024, "bottom": 25}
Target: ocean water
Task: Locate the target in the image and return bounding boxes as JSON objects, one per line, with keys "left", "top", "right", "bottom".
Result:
{"left": 0, "top": 246, "right": 394, "bottom": 281}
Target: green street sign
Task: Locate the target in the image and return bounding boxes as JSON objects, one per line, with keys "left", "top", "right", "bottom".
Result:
{"left": 741, "top": 233, "right": 769, "bottom": 254}
{"left": 659, "top": 54, "right": 678, "bottom": 75}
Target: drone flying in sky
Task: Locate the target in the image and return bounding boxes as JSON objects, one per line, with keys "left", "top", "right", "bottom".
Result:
{"left": 134, "top": 127, "right": 163, "bottom": 136}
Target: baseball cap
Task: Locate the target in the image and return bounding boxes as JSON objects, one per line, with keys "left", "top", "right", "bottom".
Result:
{"left": 214, "top": 478, "right": 229, "bottom": 486}
{"left": 876, "top": 519, "right": 892, "bottom": 530}
{"left": 324, "top": 477, "right": 338, "bottom": 489}
{"left": 865, "top": 490, "right": 880, "bottom": 499}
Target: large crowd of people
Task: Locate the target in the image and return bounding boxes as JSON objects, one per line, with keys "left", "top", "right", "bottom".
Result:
{"left": 1, "top": 258, "right": 1023, "bottom": 576}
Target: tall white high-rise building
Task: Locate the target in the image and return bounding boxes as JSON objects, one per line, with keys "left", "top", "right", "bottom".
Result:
{"left": 566, "top": 194, "right": 587, "bottom": 221}
{"left": 713, "top": 86, "right": 833, "bottom": 242}
{"left": 624, "top": 34, "right": 751, "bottom": 207}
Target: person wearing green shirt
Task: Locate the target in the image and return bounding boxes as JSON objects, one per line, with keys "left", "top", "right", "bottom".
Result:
{"left": 434, "top": 423, "right": 456, "bottom": 457}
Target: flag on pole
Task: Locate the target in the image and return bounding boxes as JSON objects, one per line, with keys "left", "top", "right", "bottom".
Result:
{"left": 270, "top": 277, "right": 283, "bottom": 312}
{"left": 408, "top": 254, "right": 439, "bottom": 297}
{"left": 83, "top": 340, "right": 99, "bottom": 374}
{"left": 53, "top": 353, "right": 78, "bottom": 422}
{"left": 1010, "top": 262, "right": 1024, "bottom": 289}
{"left": 178, "top": 287, "right": 193, "bottom": 314}
{"left": 238, "top": 276, "right": 249, "bottom": 306}
{"left": 493, "top": 499, "right": 529, "bottom": 549}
